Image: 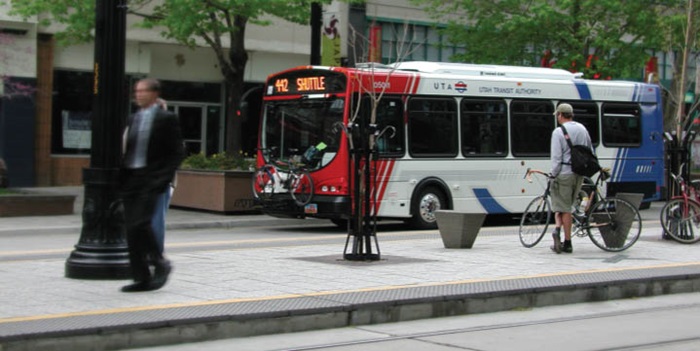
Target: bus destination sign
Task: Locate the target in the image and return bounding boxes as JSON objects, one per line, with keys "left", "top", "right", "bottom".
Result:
{"left": 275, "top": 76, "right": 325, "bottom": 93}
{"left": 268, "top": 70, "right": 346, "bottom": 96}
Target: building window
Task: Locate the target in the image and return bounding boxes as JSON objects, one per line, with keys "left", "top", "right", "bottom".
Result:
{"left": 408, "top": 97, "right": 458, "bottom": 157}
{"left": 378, "top": 22, "right": 463, "bottom": 63}
{"left": 52, "top": 70, "right": 99, "bottom": 155}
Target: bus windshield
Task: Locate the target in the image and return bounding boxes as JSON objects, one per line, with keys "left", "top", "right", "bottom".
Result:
{"left": 261, "top": 97, "right": 344, "bottom": 169}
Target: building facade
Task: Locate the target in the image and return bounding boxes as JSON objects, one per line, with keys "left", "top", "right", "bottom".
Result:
{"left": 0, "top": 1, "right": 362, "bottom": 186}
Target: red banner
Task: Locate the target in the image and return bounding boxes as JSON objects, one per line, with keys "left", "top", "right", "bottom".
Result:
{"left": 368, "top": 25, "right": 382, "bottom": 63}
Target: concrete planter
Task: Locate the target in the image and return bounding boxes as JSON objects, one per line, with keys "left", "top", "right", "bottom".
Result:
{"left": 170, "top": 170, "right": 258, "bottom": 213}
{"left": 0, "top": 193, "right": 76, "bottom": 217}
{"left": 435, "top": 210, "right": 486, "bottom": 249}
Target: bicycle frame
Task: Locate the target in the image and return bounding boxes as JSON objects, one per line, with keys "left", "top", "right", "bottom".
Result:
{"left": 520, "top": 168, "right": 642, "bottom": 251}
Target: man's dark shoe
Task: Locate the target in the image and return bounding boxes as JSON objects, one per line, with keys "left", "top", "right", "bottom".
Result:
{"left": 121, "top": 281, "right": 155, "bottom": 293}
{"left": 550, "top": 232, "right": 562, "bottom": 254}
{"left": 150, "top": 261, "right": 172, "bottom": 291}
{"left": 561, "top": 245, "right": 573, "bottom": 253}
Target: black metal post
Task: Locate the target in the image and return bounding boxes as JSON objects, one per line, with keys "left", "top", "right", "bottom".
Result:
{"left": 343, "top": 121, "right": 380, "bottom": 261}
{"left": 310, "top": 2, "right": 322, "bottom": 65}
{"left": 65, "top": 0, "right": 130, "bottom": 279}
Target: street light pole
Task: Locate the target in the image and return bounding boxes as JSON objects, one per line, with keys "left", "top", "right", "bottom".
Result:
{"left": 310, "top": 2, "right": 322, "bottom": 65}
{"left": 65, "top": 0, "right": 131, "bottom": 279}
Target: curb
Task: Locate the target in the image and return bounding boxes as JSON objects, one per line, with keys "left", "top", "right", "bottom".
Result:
{"left": 2, "top": 264, "right": 700, "bottom": 351}
{"left": 0, "top": 218, "right": 320, "bottom": 236}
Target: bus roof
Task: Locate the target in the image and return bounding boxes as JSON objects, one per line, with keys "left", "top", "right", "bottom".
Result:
{"left": 389, "top": 61, "right": 582, "bottom": 81}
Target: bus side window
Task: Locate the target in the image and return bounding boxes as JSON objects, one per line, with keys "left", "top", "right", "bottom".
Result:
{"left": 408, "top": 97, "right": 458, "bottom": 157}
{"left": 461, "top": 98, "right": 507, "bottom": 157}
{"left": 374, "top": 97, "right": 404, "bottom": 156}
{"left": 602, "top": 103, "right": 641, "bottom": 147}
{"left": 510, "top": 100, "right": 555, "bottom": 156}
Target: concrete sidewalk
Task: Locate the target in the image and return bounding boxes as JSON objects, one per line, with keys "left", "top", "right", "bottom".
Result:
{"left": 0, "top": 186, "right": 301, "bottom": 235}
{"left": 1, "top": 188, "right": 700, "bottom": 351}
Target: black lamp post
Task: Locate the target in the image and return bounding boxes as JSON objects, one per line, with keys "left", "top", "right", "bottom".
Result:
{"left": 310, "top": 2, "right": 322, "bottom": 66}
{"left": 65, "top": 0, "right": 131, "bottom": 279}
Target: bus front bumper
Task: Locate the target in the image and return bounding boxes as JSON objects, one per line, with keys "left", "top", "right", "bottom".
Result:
{"left": 258, "top": 195, "right": 350, "bottom": 220}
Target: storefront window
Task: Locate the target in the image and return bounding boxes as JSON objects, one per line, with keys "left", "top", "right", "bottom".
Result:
{"left": 51, "top": 70, "right": 99, "bottom": 155}
{"left": 51, "top": 71, "right": 224, "bottom": 156}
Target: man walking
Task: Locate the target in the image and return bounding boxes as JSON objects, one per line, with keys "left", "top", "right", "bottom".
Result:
{"left": 549, "top": 103, "right": 593, "bottom": 254}
{"left": 120, "top": 78, "right": 184, "bottom": 292}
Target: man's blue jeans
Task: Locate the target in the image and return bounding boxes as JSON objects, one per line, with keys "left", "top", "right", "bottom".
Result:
{"left": 151, "top": 187, "right": 172, "bottom": 254}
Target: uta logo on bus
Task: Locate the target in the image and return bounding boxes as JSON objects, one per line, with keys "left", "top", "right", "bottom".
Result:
{"left": 455, "top": 81, "right": 467, "bottom": 93}
{"left": 433, "top": 81, "right": 467, "bottom": 93}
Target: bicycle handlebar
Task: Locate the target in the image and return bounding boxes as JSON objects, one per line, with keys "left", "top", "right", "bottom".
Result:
{"left": 523, "top": 168, "right": 553, "bottom": 182}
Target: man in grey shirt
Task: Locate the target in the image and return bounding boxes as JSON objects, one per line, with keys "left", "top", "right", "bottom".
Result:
{"left": 550, "top": 103, "right": 593, "bottom": 254}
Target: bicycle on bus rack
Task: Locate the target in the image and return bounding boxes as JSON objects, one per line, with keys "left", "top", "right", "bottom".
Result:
{"left": 251, "top": 147, "right": 314, "bottom": 207}
{"left": 659, "top": 164, "right": 700, "bottom": 244}
{"left": 519, "top": 168, "right": 642, "bottom": 252}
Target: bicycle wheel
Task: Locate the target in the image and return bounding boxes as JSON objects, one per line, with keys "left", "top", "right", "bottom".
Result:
{"left": 660, "top": 198, "right": 700, "bottom": 244}
{"left": 519, "top": 195, "right": 552, "bottom": 248}
{"left": 251, "top": 164, "right": 276, "bottom": 200}
{"left": 290, "top": 169, "right": 314, "bottom": 206}
{"left": 586, "top": 198, "right": 642, "bottom": 252}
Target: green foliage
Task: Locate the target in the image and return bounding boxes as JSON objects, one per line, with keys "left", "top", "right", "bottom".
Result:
{"left": 0, "top": 188, "right": 19, "bottom": 196}
{"left": 412, "top": 0, "right": 689, "bottom": 80}
{"left": 5, "top": 0, "right": 337, "bottom": 46}
{"left": 5, "top": 0, "right": 96, "bottom": 45}
{"left": 180, "top": 151, "right": 255, "bottom": 171}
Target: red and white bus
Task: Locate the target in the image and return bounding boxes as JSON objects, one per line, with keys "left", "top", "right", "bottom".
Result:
{"left": 255, "top": 61, "right": 665, "bottom": 229}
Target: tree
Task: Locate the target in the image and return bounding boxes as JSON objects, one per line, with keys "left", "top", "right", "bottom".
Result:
{"left": 656, "top": 0, "right": 700, "bottom": 133}
{"left": 4, "top": 0, "right": 341, "bottom": 153}
{"left": 412, "top": 0, "right": 678, "bottom": 80}
{"left": 341, "top": 21, "right": 420, "bottom": 259}
{"left": 413, "top": 0, "right": 700, "bottom": 132}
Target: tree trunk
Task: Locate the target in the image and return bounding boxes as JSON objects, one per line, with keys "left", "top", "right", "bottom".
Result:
{"left": 223, "top": 16, "right": 248, "bottom": 154}
{"left": 664, "top": 52, "right": 684, "bottom": 132}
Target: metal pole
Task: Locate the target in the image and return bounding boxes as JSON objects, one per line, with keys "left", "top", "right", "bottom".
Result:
{"left": 65, "top": 0, "right": 130, "bottom": 279}
{"left": 310, "top": 2, "right": 322, "bottom": 65}
{"left": 675, "top": 0, "right": 694, "bottom": 137}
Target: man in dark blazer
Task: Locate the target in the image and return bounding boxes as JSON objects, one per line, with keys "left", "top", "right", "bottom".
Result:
{"left": 120, "top": 78, "right": 184, "bottom": 292}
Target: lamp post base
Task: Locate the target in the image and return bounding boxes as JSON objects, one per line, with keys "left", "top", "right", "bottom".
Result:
{"left": 65, "top": 167, "right": 131, "bottom": 280}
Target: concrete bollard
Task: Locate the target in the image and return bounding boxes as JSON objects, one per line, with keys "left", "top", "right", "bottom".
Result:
{"left": 435, "top": 210, "right": 486, "bottom": 249}
{"left": 615, "top": 192, "right": 644, "bottom": 210}
{"left": 594, "top": 193, "right": 643, "bottom": 248}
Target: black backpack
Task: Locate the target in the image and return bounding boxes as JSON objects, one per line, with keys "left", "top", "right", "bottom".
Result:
{"left": 560, "top": 125, "right": 600, "bottom": 178}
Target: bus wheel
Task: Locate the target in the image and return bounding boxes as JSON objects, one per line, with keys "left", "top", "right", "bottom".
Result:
{"left": 408, "top": 186, "right": 445, "bottom": 230}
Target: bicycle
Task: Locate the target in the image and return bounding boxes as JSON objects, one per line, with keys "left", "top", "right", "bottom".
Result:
{"left": 659, "top": 164, "right": 700, "bottom": 244}
{"left": 519, "top": 168, "right": 642, "bottom": 252}
{"left": 251, "top": 147, "right": 315, "bottom": 206}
